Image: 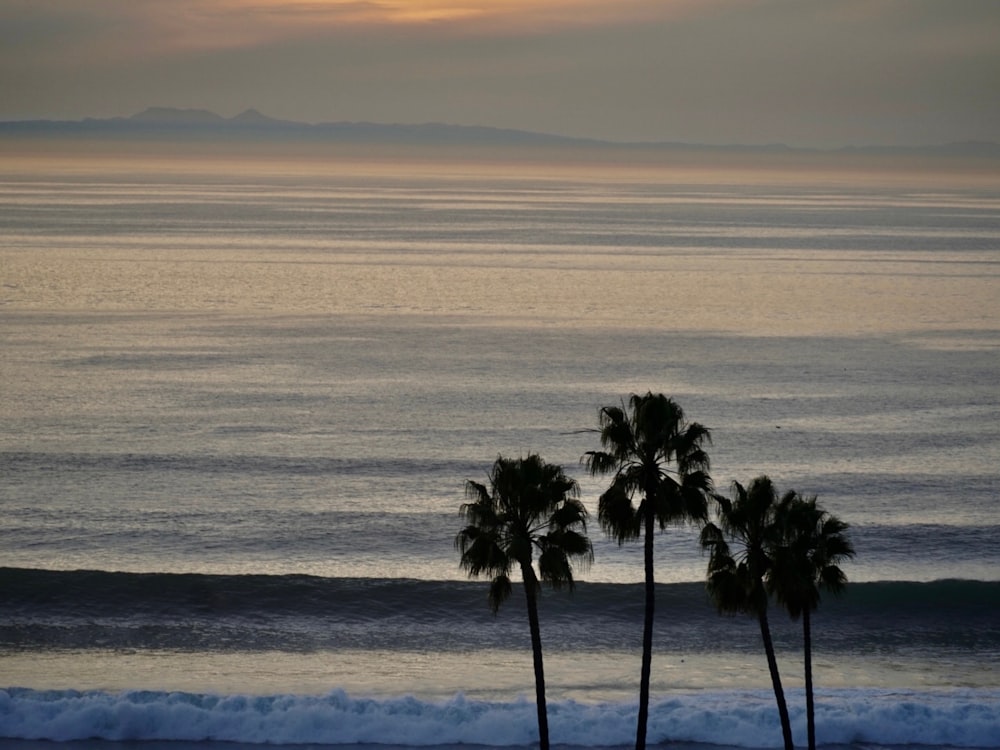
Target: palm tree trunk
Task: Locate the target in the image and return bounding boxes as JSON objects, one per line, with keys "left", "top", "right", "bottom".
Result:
{"left": 523, "top": 571, "right": 550, "bottom": 750}
{"left": 803, "top": 608, "right": 815, "bottom": 750}
{"left": 636, "top": 507, "right": 655, "bottom": 750}
{"left": 758, "top": 607, "right": 794, "bottom": 750}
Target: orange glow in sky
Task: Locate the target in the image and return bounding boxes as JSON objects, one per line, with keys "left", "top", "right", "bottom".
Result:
{"left": 238, "top": 0, "right": 687, "bottom": 24}
{"left": 91, "top": 0, "right": 699, "bottom": 61}
{"left": 146, "top": 0, "right": 695, "bottom": 43}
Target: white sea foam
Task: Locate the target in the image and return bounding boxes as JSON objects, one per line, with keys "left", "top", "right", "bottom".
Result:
{"left": 1, "top": 688, "right": 997, "bottom": 747}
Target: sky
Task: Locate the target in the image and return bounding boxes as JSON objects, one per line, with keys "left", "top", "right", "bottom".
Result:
{"left": 2, "top": 0, "right": 999, "bottom": 148}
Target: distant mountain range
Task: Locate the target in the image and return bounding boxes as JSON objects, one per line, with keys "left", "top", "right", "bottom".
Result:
{"left": 0, "top": 107, "right": 605, "bottom": 147}
{"left": 3, "top": 106, "right": 999, "bottom": 157}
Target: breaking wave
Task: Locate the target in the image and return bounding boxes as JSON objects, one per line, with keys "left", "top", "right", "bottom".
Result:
{"left": 1, "top": 687, "right": 998, "bottom": 747}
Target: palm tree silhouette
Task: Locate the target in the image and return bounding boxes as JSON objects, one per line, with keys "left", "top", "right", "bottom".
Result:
{"left": 584, "top": 393, "right": 713, "bottom": 750}
{"left": 700, "top": 476, "right": 795, "bottom": 750}
{"left": 456, "top": 453, "right": 593, "bottom": 750}
{"left": 770, "top": 493, "right": 855, "bottom": 750}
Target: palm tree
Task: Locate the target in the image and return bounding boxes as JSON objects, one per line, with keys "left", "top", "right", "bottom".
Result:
{"left": 700, "top": 476, "right": 795, "bottom": 750}
{"left": 456, "top": 453, "right": 593, "bottom": 750}
{"left": 583, "top": 393, "right": 713, "bottom": 750}
{"left": 770, "top": 493, "right": 855, "bottom": 750}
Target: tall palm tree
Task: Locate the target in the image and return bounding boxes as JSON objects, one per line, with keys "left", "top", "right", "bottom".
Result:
{"left": 770, "top": 493, "right": 855, "bottom": 750}
{"left": 700, "top": 476, "right": 795, "bottom": 750}
{"left": 456, "top": 453, "right": 593, "bottom": 750}
{"left": 584, "top": 393, "right": 713, "bottom": 750}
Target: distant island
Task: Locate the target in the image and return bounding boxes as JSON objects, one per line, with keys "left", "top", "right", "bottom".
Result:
{"left": 3, "top": 107, "right": 999, "bottom": 159}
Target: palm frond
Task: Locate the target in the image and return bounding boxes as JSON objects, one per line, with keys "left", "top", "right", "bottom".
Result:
{"left": 464, "top": 479, "right": 492, "bottom": 505}
{"left": 537, "top": 547, "right": 575, "bottom": 590}
{"left": 588, "top": 392, "right": 716, "bottom": 545}
{"left": 548, "top": 497, "right": 589, "bottom": 532}
{"left": 768, "top": 491, "right": 855, "bottom": 616}
{"left": 543, "top": 527, "right": 594, "bottom": 570}
{"left": 458, "top": 452, "right": 592, "bottom": 614}
{"left": 674, "top": 424, "right": 713, "bottom": 474}
{"left": 699, "top": 519, "right": 726, "bottom": 548}
{"left": 488, "top": 574, "right": 513, "bottom": 613}
{"left": 705, "top": 563, "right": 748, "bottom": 615}
{"left": 596, "top": 403, "right": 635, "bottom": 458}
{"left": 458, "top": 499, "right": 500, "bottom": 530}
{"left": 655, "top": 470, "right": 713, "bottom": 528}
{"left": 456, "top": 526, "right": 511, "bottom": 579}
{"left": 818, "top": 563, "right": 848, "bottom": 594}
{"left": 702, "top": 475, "right": 780, "bottom": 617}
{"left": 597, "top": 478, "right": 640, "bottom": 544}
{"left": 583, "top": 449, "right": 619, "bottom": 477}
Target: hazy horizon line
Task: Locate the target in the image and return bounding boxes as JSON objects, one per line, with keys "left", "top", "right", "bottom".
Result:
{"left": 4, "top": 105, "right": 1000, "bottom": 157}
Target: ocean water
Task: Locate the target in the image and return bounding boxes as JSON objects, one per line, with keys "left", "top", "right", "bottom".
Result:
{"left": 1, "top": 147, "right": 999, "bottom": 748}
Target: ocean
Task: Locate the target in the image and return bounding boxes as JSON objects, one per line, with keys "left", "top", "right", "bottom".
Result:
{"left": 1, "top": 143, "right": 998, "bottom": 748}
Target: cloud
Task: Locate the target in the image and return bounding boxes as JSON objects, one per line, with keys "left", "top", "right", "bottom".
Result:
{"left": 0, "top": 0, "right": 704, "bottom": 62}
{"left": 1, "top": 0, "right": 998, "bottom": 146}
